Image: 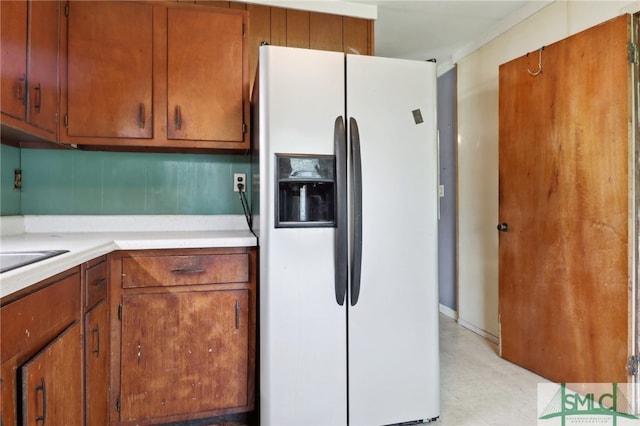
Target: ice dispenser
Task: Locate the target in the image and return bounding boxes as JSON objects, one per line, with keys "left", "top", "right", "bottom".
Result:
{"left": 275, "top": 154, "right": 336, "bottom": 227}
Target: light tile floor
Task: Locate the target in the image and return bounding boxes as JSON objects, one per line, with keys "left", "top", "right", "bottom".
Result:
{"left": 439, "top": 314, "right": 550, "bottom": 426}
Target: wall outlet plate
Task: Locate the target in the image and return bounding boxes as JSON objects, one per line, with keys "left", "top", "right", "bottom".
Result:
{"left": 234, "top": 173, "right": 246, "bottom": 192}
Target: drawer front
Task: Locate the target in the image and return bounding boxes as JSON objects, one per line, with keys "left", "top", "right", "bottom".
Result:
{"left": 1, "top": 271, "right": 81, "bottom": 363}
{"left": 85, "top": 259, "right": 108, "bottom": 309}
{"left": 122, "top": 254, "right": 249, "bottom": 288}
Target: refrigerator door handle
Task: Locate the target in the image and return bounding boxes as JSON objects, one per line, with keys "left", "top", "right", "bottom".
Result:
{"left": 334, "top": 116, "right": 348, "bottom": 306}
{"left": 349, "top": 117, "right": 363, "bottom": 306}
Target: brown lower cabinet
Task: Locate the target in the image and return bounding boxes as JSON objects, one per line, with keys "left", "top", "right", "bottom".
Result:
{"left": 109, "top": 247, "right": 257, "bottom": 425}
{"left": 1, "top": 268, "right": 82, "bottom": 426}
{"left": 84, "top": 256, "right": 110, "bottom": 425}
{"left": 21, "top": 321, "right": 83, "bottom": 425}
{"left": 1, "top": 246, "right": 255, "bottom": 426}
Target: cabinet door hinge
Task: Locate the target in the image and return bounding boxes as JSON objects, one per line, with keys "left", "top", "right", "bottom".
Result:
{"left": 242, "top": 123, "right": 247, "bottom": 134}
{"left": 63, "top": 113, "right": 69, "bottom": 128}
{"left": 118, "top": 304, "right": 122, "bottom": 321}
{"left": 243, "top": 23, "right": 246, "bottom": 37}
{"left": 627, "top": 355, "right": 639, "bottom": 377}
{"left": 64, "top": 3, "right": 69, "bottom": 17}
{"left": 115, "top": 394, "right": 121, "bottom": 412}
{"left": 628, "top": 42, "right": 638, "bottom": 64}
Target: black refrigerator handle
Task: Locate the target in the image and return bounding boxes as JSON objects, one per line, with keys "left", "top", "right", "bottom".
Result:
{"left": 349, "top": 117, "right": 363, "bottom": 306}
{"left": 334, "top": 116, "right": 348, "bottom": 306}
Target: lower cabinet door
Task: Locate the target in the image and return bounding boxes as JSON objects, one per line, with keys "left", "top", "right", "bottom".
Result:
{"left": 85, "top": 300, "right": 109, "bottom": 425}
{"left": 119, "top": 289, "right": 249, "bottom": 422}
{"left": 21, "top": 321, "right": 83, "bottom": 426}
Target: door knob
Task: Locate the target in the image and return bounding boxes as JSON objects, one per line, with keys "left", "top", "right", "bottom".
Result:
{"left": 497, "top": 223, "right": 509, "bottom": 232}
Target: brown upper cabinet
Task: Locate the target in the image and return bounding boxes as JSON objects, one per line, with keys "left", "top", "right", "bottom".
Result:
{"left": 0, "top": 0, "right": 60, "bottom": 141}
{"left": 60, "top": 1, "right": 250, "bottom": 152}
{"left": 64, "top": 1, "right": 153, "bottom": 141}
{"left": 0, "top": 0, "right": 373, "bottom": 151}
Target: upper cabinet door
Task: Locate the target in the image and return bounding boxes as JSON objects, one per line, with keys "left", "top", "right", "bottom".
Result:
{"left": 27, "top": 0, "right": 59, "bottom": 133}
{"left": 0, "top": 1, "right": 28, "bottom": 121}
{"left": 66, "top": 1, "right": 153, "bottom": 139}
{"left": 167, "top": 7, "right": 246, "bottom": 142}
{"left": 1, "top": 0, "right": 59, "bottom": 137}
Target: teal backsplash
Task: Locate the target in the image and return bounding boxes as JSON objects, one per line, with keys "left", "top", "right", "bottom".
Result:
{"left": 1, "top": 144, "right": 251, "bottom": 215}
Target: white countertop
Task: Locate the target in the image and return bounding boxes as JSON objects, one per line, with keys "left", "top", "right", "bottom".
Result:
{"left": 0, "top": 215, "right": 257, "bottom": 298}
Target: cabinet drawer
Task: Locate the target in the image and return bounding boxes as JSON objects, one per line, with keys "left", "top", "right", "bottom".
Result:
{"left": 1, "top": 270, "right": 80, "bottom": 363}
{"left": 85, "top": 258, "right": 108, "bottom": 309}
{"left": 121, "top": 254, "right": 249, "bottom": 288}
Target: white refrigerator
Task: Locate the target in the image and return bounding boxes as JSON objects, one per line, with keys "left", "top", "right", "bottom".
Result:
{"left": 253, "top": 45, "right": 439, "bottom": 426}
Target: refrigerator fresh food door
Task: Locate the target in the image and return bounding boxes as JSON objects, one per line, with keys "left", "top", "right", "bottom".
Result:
{"left": 346, "top": 54, "right": 440, "bottom": 425}
{"left": 258, "top": 46, "right": 347, "bottom": 426}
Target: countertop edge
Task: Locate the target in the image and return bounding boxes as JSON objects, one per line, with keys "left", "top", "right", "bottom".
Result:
{"left": 0, "top": 230, "right": 257, "bottom": 299}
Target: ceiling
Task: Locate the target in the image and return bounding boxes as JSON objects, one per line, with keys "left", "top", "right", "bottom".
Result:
{"left": 355, "top": 0, "right": 554, "bottom": 68}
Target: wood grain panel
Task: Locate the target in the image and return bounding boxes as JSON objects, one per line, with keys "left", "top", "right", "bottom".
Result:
{"left": 310, "top": 12, "right": 342, "bottom": 52}
{"left": 286, "top": 9, "right": 309, "bottom": 48}
{"left": 248, "top": 4, "right": 271, "bottom": 94}
{"left": 66, "top": 1, "right": 153, "bottom": 139}
{"left": 166, "top": 7, "right": 245, "bottom": 141}
{"left": 85, "top": 257, "right": 108, "bottom": 309}
{"left": 498, "top": 15, "right": 630, "bottom": 383}
{"left": 21, "top": 321, "right": 83, "bottom": 425}
{"left": 0, "top": 0, "right": 27, "bottom": 120}
{"left": 122, "top": 253, "right": 249, "bottom": 287}
{"left": 119, "top": 290, "right": 249, "bottom": 420}
{"left": 270, "top": 7, "right": 287, "bottom": 46}
{"left": 344, "top": 16, "right": 372, "bottom": 55}
{"left": 85, "top": 301, "right": 109, "bottom": 426}
{"left": 27, "top": 0, "right": 59, "bottom": 133}
{"left": 1, "top": 271, "right": 81, "bottom": 363}
{"left": 1, "top": 269, "right": 81, "bottom": 426}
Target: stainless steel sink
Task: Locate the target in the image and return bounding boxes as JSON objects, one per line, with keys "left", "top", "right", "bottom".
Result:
{"left": 0, "top": 250, "right": 69, "bottom": 273}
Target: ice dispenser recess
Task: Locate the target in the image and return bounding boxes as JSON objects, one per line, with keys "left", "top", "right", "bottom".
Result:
{"left": 275, "top": 154, "right": 336, "bottom": 228}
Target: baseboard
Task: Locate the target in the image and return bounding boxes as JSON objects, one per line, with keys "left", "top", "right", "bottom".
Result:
{"left": 457, "top": 317, "right": 499, "bottom": 344}
{"left": 438, "top": 303, "right": 457, "bottom": 320}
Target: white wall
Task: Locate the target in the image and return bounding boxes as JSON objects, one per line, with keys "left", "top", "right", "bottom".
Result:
{"left": 456, "top": 0, "right": 636, "bottom": 339}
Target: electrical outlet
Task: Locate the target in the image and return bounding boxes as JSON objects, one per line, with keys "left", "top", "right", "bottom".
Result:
{"left": 14, "top": 169, "right": 22, "bottom": 191}
{"left": 234, "top": 173, "right": 246, "bottom": 192}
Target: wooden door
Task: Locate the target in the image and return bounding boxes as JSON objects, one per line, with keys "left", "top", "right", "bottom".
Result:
{"left": 85, "top": 300, "right": 109, "bottom": 426}
{"left": 1, "top": 0, "right": 27, "bottom": 120}
{"left": 27, "top": 0, "right": 58, "bottom": 134}
{"left": 21, "top": 321, "right": 82, "bottom": 425}
{"left": 166, "top": 7, "right": 246, "bottom": 142}
{"left": 66, "top": 1, "right": 153, "bottom": 139}
{"left": 498, "top": 15, "right": 631, "bottom": 384}
{"left": 119, "top": 289, "right": 249, "bottom": 422}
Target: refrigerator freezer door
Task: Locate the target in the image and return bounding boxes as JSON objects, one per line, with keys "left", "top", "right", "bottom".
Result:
{"left": 258, "top": 46, "right": 347, "bottom": 426}
{"left": 346, "top": 54, "right": 440, "bottom": 425}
